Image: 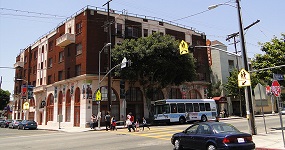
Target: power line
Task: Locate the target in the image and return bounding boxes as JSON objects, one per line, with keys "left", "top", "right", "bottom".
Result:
{"left": 0, "top": 7, "right": 67, "bottom": 18}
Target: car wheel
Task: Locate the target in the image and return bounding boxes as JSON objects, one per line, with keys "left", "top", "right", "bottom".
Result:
{"left": 174, "top": 139, "right": 183, "bottom": 150}
{"left": 201, "top": 115, "right": 207, "bottom": 122}
{"left": 207, "top": 144, "right": 216, "bottom": 150}
{"left": 179, "top": 117, "right": 186, "bottom": 124}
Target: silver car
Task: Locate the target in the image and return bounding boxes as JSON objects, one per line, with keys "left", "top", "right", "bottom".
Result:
{"left": 8, "top": 120, "right": 22, "bottom": 129}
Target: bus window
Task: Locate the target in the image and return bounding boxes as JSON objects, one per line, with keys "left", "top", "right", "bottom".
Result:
{"left": 177, "top": 103, "right": 185, "bottom": 113}
{"left": 186, "top": 103, "right": 193, "bottom": 112}
{"left": 193, "top": 103, "right": 199, "bottom": 112}
{"left": 171, "top": 104, "right": 177, "bottom": 113}
{"left": 164, "top": 104, "right": 170, "bottom": 113}
{"left": 199, "top": 103, "right": 205, "bottom": 111}
{"left": 205, "top": 103, "right": 211, "bottom": 111}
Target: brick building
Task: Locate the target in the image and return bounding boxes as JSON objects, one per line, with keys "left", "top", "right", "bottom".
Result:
{"left": 12, "top": 6, "right": 210, "bottom": 128}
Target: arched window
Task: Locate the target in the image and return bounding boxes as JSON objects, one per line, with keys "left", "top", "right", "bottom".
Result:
{"left": 66, "top": 89, "right": 71, "bottom": 122}
{"left": 100, "top": 86, "right": 117, "bottom": 101}
{"left": 168, "top": 88, "right": 182, "bottom": 99}
{"left": 126, "top": 87, "right": 143, "bottom": 102}
{"left": 47, "top": 94, "right": 54, "bottom": 121}
{"left": 189, "top": 89, "right": 202, "bottom": 99}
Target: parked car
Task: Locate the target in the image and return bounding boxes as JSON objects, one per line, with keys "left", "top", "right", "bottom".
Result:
{"left": 171, "top": 122, "right": 255, "bottom": 150}
{"left": 8, "top": 119, "right": 22, "bottom": 129}
{"left": 0, "top": 119, "right": 12, "bottom": 128}
{"left": 18, "top": 120, "right": 37, "bottom": 130}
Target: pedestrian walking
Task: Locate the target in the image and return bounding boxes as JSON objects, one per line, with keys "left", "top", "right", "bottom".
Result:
{"left": 135, "top": 119, "right": 140, "bottom": 132}
{"left": 90, "top": 114, "right": 96, "bottom": 129}
{"left": 142, "top": 117, "right": 150, "bottom": 131}
{"left": 126, "top": 112, "right": 135, "bottom": 132}
{"left": 105, "top": 111, "right": 111, "bottom": 131}
{"left": 111, "top": 116, "right": 117, "bottom": 131}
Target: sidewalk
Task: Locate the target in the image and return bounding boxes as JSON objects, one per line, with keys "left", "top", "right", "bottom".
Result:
{"left": 37, "top": 115, "right": 285, "bottom": 150}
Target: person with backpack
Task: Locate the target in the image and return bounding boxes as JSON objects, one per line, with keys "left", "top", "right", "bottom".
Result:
{"left": 142, "top": 117, "right": 150, "bottom": 131}
{"left": 105, "top": 111, "right": 111, "bottom": 131}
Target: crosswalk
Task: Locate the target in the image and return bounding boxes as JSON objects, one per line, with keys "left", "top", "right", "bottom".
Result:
{"left": 114, "top": 126, "right": 183, "bottom": 141}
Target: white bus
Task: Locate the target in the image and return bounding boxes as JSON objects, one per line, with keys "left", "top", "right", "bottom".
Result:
{"left": 153, "top": 99, "right": 217, "bottom": 124}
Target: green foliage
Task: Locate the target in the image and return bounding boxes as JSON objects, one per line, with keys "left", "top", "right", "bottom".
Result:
{"left": 112, "top": 33, "right": 196, "bottom": 104}
{"left": 252, "top": 34, "right": 285, "bottom": 85}
{"left": 0, "top": 89, "right": 10, "bottom": 110}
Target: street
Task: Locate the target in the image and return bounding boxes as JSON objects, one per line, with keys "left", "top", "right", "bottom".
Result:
{"left": 0, "top": 115, "right": 283, "bottom": 150}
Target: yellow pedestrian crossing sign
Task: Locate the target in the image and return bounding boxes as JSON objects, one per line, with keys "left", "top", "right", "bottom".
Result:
{"left": 238, "top": 68, "right": 251, "bottom": 87}
{"left": 96, "top": 90, "right": 101, "bottom": 101}
{"left": 179, "top": 40, "right": 189, "bottom": 55}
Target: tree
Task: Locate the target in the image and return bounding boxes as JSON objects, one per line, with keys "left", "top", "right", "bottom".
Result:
{"left": 112, "top": 33, "right": 196, "bottom": 110}
{"left": 251, "top": 34, "right": 285, "bottom": 85}
{"left": 0, "top": 89, "right": 10, "bottom": 110}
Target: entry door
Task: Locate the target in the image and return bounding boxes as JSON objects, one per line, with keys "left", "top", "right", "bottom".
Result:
{"left": 74, "top": 106, "right": 80, "bottom": 127}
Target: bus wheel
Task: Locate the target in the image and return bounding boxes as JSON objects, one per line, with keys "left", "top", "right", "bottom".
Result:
{"left": 201, "top": 115, "right": 207, "bottom": 122}
{"left": 179, "top": 117, "right": 186, "bottom": 124}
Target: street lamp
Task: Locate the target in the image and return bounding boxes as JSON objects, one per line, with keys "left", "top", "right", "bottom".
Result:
{"left": 16, "top": 78, "right": 29, "bottom": 120}
{"left": 97, "top": 42, "right": 111, "bottom": 129}
{"left": 209, "top": 0, "right": 257, "bottom": 135}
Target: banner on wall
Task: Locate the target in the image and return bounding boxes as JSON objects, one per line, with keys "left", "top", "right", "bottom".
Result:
{"left": 86, "top": 80, "right": 92, "bottom": 99}
{"left": 21, "top": 85, "right": 34, "bottom": 99}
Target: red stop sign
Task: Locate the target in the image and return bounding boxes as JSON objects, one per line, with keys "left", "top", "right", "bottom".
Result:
{"left": 271, "top": 80, "right": 281, "bottom": 97}
{"left": 266, "top": 85, "right": 271, "bottom": 95}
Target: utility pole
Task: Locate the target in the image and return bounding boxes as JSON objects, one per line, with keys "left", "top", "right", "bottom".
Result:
{"left": 236, "top": 0, "right": 256, "bottom": 135}
{"left": 103, "top": 0, "right": 113, "bottom": 112}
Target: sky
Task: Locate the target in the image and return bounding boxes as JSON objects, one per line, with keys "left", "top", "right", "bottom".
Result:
{"left": 0, "top": 0, "right": 284, "bottom": 100}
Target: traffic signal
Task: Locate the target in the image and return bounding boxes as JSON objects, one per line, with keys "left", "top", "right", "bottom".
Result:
{"left": 120, "top": 80, "right": 125, "bottom": 99}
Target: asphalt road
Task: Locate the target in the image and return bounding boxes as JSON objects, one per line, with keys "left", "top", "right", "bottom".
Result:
{"left": 0, "top": 115, "right": 283, "bottom": 150}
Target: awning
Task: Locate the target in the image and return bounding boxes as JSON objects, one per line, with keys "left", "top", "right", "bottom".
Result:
{"left": 212, "top": 97, "right": 227, "bottom": 103}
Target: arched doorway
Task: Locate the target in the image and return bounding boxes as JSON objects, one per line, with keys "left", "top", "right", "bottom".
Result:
{"left": 74, "top": 87, "right": 80, "bottom": 127}
{"left": 94, "top": 86, "right": 119, "bottom": 125}
{"left": 46, "top": 93, "right": 54, "bottom": 125}
{"left": 66, "top": 89, "right": 71, "bottom": 122}
{"left": 29, "top": 98, "right": 35, "bottom": 120}
{"left": 126, "top": 87, "right": 144, "bottom": 120}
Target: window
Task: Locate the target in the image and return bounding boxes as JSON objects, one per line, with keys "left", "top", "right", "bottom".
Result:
{"left": 58, "top": 71, "right": 63, "bottom": 81}
{"left": 171, "top": 104, "right": 177, "bottom": 113}
{"left": 193, "top": 103, "right": 199, "bottom": 112}
{"left": 159, "top": 21, "right": 164, "bottom": 26}
{"left": 59, "top": 51, "right": 64, "bottom": 63}
{"left": 67, "top": 68, "right": 70, "bottom": 78}
{"left": 48, "top": 41, "right": 53, "bottom": 51}
{"left": 205, "top": 103, "right": 211, "bottom": 111}
{"left": 199, "top": 103, "right": 205, "bottom": 111}
{"left": 143, "top": 29, "right": 148, "bottom": 37}
{"left": 75, "top": 64, "right": 81, "bottom": 76}
{"left": 76, "top": 43, "right": 82, "bottom": 55}
{"left": 76, "top": 22, "right": 82, "bottom": 34}
{"left": 34, "top": 50, "right": 38, "bottom": 60}
{"left": 24, "top": 56, "right": 27, "bottom": 63}
{"left": 186, "top": 103, "right": 193, "bottom": 112}
{"left": 33, "top": 65, "right": 36, "bottom": 74}
{"left": 48, "top": 58, "right": 52, "bottom": 68}
{"left": 116, "top": 23, "right": 123, "bottom": 36}
{"left": 177, "top": 103, "right": 185, "bottom": 113}
{"left": 126, "top": 87, "right": 142, "bottom": 102}
{"left": 48, "top": 75, "right": 52, "bottom": 84}
{"left": 127, "top": 27, "right": 138, "bottom": 38}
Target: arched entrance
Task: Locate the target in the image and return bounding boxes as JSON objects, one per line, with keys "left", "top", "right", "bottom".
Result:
{"left": 126, "top": 87, "right": 144, "bottom": 120}
{"left": 46, "top": 93, "right": 54, "bottom": 125}
{"left": 189, "top": 89, "right": 202, "bottom": 99}
{"left": 66, "top": 89, "right": 71, "bottom": 122}
{"left": 29, "top": 98, "right": 35, "bottom": 120}
{"left": 74, "top": 87, "right": 80, "bottom": 127}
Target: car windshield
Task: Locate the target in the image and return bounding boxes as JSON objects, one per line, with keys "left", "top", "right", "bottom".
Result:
{"left": 212, "top": 124, "right": 240, "bottom": 133}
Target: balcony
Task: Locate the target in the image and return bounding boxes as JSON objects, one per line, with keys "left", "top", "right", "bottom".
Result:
{"left": 56, "top": 33, "right": 75, "bottom": 47}
{"left": 14, "top": 61, "right": 24, "bottom": 68}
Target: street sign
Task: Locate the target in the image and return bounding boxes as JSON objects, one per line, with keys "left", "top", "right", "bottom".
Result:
{"left": 96, "top": 90, "right": 101, "bottom": 101}
{"left": 273, "top": 73, "right": 284, "bottom": 80}
{"left": 254, "top": 83, "right": 266, "bottom": 100}
{"left": 266, "top": 85, "right": 271, "bottom": 95}
{"left": 179, "top": 40, "right": 189, "bottom": 55}
{"left": 238, "top": 68, "right": 251, "bottom": 87}
{"left": 23, "top": 102, "right": 29, "bottom": 110}
{"left": 271, "top": 80, "right": 281, "bottom": 97}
